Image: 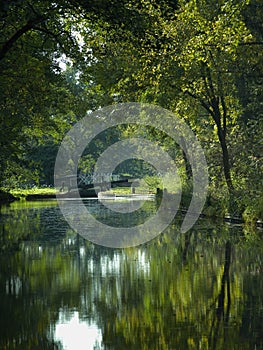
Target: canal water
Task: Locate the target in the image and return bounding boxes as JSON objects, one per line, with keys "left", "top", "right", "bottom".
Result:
{"left": 0, "top": 199, "right": 263, "bottom": 349}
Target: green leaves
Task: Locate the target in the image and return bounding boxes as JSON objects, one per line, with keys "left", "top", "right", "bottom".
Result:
{"left": 0, "top": 0, "right": 262, "bottom": 212}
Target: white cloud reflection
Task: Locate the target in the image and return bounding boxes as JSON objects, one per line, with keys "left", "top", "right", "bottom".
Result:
{"left": 54, "top": 311, "right": 103, "bottom": 350}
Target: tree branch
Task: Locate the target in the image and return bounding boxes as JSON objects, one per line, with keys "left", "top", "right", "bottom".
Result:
{"left": 184, "top": 89, "right": 216, "bottom": 119}
{"left": 33, "top": 25, "right": 76, "bottom": 55}
{"left": 0, "top": 16, "right": 45, "bottom": 61}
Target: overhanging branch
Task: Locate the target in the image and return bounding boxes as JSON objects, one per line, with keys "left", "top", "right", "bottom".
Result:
{"left": 0, "top": 16, "right": 45, "bottom": 61}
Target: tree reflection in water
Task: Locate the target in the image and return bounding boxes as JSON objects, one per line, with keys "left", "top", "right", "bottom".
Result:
{"left": 0, "top": 200, "right": 263, "bottom": 349}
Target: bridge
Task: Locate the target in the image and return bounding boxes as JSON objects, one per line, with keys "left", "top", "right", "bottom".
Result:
{"left": 56, "top": 173, "right": 140, "bottom": 197}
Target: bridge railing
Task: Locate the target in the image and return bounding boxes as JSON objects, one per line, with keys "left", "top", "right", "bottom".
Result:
{"left": 78, "top": 173, "right": 121, "bottom": 186}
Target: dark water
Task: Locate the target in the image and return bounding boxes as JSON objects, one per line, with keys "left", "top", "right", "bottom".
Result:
{"left": 0, "top": 199, "right": 263, "bottom": 350}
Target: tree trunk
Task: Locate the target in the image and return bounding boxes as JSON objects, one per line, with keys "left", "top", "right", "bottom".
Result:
{"left": 217, "top": 125, "right": 234, "bottom": 194}
{"left": 180, "top": 136, "right": 192, "bottom": 181}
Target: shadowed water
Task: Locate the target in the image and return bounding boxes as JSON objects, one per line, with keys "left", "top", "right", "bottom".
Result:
{"left": 0, "top": 199, "right": 263, "bottom": 349}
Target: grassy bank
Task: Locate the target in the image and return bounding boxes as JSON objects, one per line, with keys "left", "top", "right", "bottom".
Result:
{"left": 0, "top": 187, "right": 57, "bottom": 202}
{"left": 10, "top": 187, "right": 56, "bottom": 199}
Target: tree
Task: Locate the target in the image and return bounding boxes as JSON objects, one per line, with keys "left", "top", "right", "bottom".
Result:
{"left": 1, "top": 0, "right": 262, "bottom": 207}
{"left": 0, "top": 0, "right": 86, "bottom": 185}
{"left": 80, "top": 0, "right": 262, "bottom": 200}
{"left": 157, "top": 0, "right": 253, "bottom": 194}
{"left": 0, "top": 0, "right": 158, "bottom": 186}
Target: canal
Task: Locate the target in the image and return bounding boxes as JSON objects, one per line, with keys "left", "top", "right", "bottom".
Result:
{"left": 0, "top": 199, "right": 263, "bottom": 349}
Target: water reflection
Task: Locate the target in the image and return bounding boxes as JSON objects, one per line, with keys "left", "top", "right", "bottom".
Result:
{"left": 54, "top": 311, "right": 103, "bottom": 350}
{"left": 0, "top": 200, "right": 263, "bottom": 349}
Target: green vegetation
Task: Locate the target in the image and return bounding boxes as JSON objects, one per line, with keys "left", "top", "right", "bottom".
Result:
{"left": 105, "top": 187, "right": 132, "bottom": 195}
{"left": 9, "top": 187, "right": 56, "bottom": 200}
{"left": 104, "top": 177, "right": 160, "bottom": 195}
{"left": 0, "top": 0, "right": 262, "bottom": 222}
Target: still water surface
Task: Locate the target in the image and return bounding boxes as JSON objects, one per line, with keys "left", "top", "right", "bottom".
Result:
{"left": 0, "top": 199, "right": 263, "bottom": 349}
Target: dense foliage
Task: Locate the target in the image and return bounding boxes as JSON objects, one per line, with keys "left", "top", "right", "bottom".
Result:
{"left": 0, "top": 0, "right": 262, "bottom": 218}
